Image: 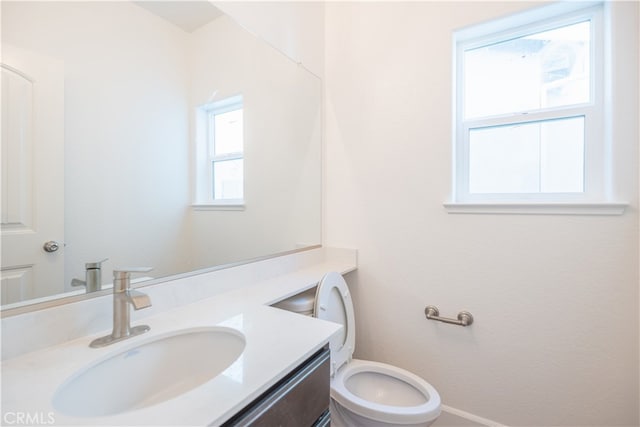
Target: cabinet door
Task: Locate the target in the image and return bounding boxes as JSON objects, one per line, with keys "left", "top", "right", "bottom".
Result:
{"left": 223, "top": 346, "right": 330, "bottom": 426}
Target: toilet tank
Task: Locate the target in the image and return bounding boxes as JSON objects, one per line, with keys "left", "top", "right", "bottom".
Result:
{"left": 272, "top": 287, "right": 317, "bottom": 316}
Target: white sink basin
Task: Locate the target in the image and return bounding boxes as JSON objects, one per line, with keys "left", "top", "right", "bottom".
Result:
{"left": 52, "top": 327, "right": 245, "bottom": 417}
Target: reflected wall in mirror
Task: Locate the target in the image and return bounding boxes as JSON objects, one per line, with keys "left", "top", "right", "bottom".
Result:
{"left": 0, "top": 1, "right": 322, "bottom": 309}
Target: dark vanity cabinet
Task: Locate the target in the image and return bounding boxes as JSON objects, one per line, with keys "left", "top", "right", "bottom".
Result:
{"left": 222, "top": 345, "right": 330, "bottom": 427}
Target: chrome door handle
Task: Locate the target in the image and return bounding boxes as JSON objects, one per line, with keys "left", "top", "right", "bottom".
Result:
{"left": 43, "top": 241, "right": 60, "bottom": 253}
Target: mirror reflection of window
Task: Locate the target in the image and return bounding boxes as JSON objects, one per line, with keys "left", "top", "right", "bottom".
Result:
{"left": 209, "top": 98, "right": 244, "bottom": 201}
{"left": 196, "top": 94, "right": 245, "bottom": 205}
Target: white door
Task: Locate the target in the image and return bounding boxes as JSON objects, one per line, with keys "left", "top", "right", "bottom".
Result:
{"left": 1, "top": 44, "right": 65, "bottom": 305}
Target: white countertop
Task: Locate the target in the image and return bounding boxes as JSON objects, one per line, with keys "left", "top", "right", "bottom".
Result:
{"left": 1, "top": 249, "right": 356, "bottom": 426}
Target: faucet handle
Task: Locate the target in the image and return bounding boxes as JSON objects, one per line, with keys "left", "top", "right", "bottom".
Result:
{"left": 113, "top": 267, "right": 153, "bottom": 281}
{"left": 113, "top": 267, "right": 153, "bottom": 275}
{"left": 112, "top": 267, "right": 153, "bottom": 292}
{"left": 85, "top": 258, "right": 108, "bottom": 269}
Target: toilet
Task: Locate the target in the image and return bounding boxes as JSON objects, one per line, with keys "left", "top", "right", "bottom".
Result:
{"left": 315, "top": 272, "right": 441, "bottom": 427}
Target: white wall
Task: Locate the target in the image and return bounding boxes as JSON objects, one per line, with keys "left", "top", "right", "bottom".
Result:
{"left": 214, "top": 1, "right": 325, "bottom": 78}
{"left": 324, "top": 2, "right": 639, "bottom": 426}
{"left": 2, "top": 2, "right": 193, "bottom": 287}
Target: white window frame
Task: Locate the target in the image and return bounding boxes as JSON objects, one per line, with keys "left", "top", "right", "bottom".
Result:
{"left": 447, "top": 2, "right": 626, "bottom": 215}
{"left": 193, "top": 95, "right": 245, "bottom": 210}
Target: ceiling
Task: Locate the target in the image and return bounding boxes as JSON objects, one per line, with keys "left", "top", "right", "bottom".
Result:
{"left": 133, "top": 1, "right": 224, "bottom": 33}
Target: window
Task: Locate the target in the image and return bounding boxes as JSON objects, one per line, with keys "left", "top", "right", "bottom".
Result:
{"left": 194, "top": 95, "right": 244, "bottom": 208}
{"left": 209, "top": 99, "right": 243, "bottom": 201}
{"left": 449, "top": 2, "right": 623, "bottom": 214}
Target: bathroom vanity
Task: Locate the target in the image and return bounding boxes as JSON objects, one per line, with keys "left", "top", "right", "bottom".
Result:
{"left": 224, "top": 345, "right": 331, "bottom": 426}
{"left": 1, "top": 248, "right": 355, "bottom": 426}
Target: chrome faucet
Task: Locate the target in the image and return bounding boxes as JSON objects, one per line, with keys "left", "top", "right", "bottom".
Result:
{"left": 90, "top": 267, "right": 152, "bottom": 348}
{"left": 71, "top": 258, "right": 108, "bottom": 293}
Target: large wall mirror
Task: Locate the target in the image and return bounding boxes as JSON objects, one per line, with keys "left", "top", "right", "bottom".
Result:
{"left": 1, "top": 1, "right": 322, "bottom": 311}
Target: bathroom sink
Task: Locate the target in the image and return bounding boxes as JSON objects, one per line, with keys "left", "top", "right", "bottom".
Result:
{"left": 52, "top": 327, "right": 245, "bottom": 417}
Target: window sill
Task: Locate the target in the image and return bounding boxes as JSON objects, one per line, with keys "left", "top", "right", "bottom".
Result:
{"left": 192, "top": 202, "right": 245, "bottom": 211}
{"left": 443, "top": 201, "right": 628, "bottom": 216}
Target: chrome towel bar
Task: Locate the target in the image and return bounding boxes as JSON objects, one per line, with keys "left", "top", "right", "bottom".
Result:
{"left": 424, "top": 305, "right": 473, "bottom": 327}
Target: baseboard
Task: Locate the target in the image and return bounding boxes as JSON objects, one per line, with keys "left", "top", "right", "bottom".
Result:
{"left": 433, "top": 405, "right": 508, "bottom": 427}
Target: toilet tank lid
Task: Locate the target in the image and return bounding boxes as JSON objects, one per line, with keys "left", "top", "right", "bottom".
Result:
{"left": 272, "top": 287, "right": 316, "bottom": 313}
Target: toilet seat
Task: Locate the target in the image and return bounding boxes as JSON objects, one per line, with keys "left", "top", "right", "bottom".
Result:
{"left": 315, "top": 272, "right": 441, "bottom": 425}
{"left": 314, "top": 272, "right": 356, "bottom": 376}
{"left": 331, "top": 359, "right": 441, "bottom": 425}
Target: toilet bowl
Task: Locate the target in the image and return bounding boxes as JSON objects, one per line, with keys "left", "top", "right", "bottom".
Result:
{"left": 315, "top": 272, "right": 441, "bottom": 427}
